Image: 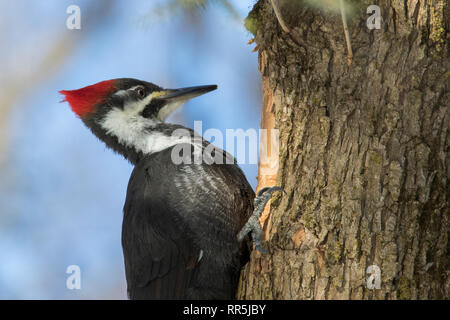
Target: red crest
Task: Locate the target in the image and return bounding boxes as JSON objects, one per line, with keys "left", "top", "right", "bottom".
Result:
{"left": 59, "top": 80, "right": 116, "bottom": 116}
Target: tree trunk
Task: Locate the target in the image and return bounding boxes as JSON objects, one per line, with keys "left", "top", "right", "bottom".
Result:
{"left": 237, "top": 0, "right": 449, "bottom": 300}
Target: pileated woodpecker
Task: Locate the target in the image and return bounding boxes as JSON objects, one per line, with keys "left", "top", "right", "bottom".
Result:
{"left": 60, "top": 78, "right": 281, "bottom": 299}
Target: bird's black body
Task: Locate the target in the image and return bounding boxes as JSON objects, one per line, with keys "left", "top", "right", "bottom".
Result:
{"left": 60, "top": 78, "right": 265, "bottom": 300}
{"left": 123, "top": 144, "right": 254, "bottom": 299}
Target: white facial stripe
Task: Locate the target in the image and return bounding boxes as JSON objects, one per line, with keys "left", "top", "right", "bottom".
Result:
{"left": 114, "top": 89, "right": 129, "bottom": 97}
{"left": 123, "top": 91, "right": 155, "bottom": 113}
{"left": 157, "top": 100, "right": 186, "bottom": 121}
{"left": 99, "top": 93, "right": 198, "bottom": 155}
{"left": 114, "top": 87, "right": 188, "bottom": 122}
{"left": 113, "top": 86, "right": 147, "bottom": 98}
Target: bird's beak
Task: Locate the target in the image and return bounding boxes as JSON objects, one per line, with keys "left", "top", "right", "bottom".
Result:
{"left": 156, "top": 85, "right": 218, "bottom": 103}
{"left": 151, "top": 85, "right": 217, "bottom": 121}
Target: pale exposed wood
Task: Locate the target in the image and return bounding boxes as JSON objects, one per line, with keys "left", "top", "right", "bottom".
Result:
{"left": 257, "top": 58, "right": 278, "bottom": 240}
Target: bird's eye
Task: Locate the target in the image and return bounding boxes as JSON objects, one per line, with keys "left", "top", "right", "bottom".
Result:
{"left": 136, "top": 87, "right": 146, "bottom": 98}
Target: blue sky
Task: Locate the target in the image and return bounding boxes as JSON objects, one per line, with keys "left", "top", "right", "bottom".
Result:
{"left": 0, "top": 0, "right": 260, "bottom": 299}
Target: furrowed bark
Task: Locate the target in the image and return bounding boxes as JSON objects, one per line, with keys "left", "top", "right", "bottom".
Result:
{"left": 238, "top": 0, "right": 449, "bottom": 300}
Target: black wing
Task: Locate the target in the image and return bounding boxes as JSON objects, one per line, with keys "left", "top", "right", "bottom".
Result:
{"left": 122, "top": 146, "right": 254, "bottom": 299}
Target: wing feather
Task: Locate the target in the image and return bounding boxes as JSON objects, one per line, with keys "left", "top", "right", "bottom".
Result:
{"left": 122, "top": 145, "right": 254, "bottom": 299}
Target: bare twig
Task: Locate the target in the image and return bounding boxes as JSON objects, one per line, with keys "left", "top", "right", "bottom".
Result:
{"left": 339, "top": 0, "right": 353, "bottom": 66}
{"left": 269, "top": 0, "right": 291, "bottom": 33}
{"left": 268, "top": 0, "right": 306, "bottom": 47}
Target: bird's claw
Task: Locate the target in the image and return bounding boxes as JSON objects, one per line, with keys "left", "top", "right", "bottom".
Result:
{"left": 237, "top": 186, "right": 285, "bottom": 254}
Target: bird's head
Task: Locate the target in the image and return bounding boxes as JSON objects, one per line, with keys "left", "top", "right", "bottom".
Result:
{"left": 60, "top": 78, "right": 217, "bottom": 162}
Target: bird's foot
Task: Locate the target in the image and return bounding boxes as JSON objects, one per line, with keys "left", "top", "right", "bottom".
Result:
{"left": 237, "top": 186, "right": 285, "bottom": 253}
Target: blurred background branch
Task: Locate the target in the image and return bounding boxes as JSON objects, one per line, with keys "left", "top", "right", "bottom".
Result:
{"left": 0, "top": 0, "right": 115, "bottom": 166}
{"left": 151, "top": 0, "right": 240, "bottom": 20}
